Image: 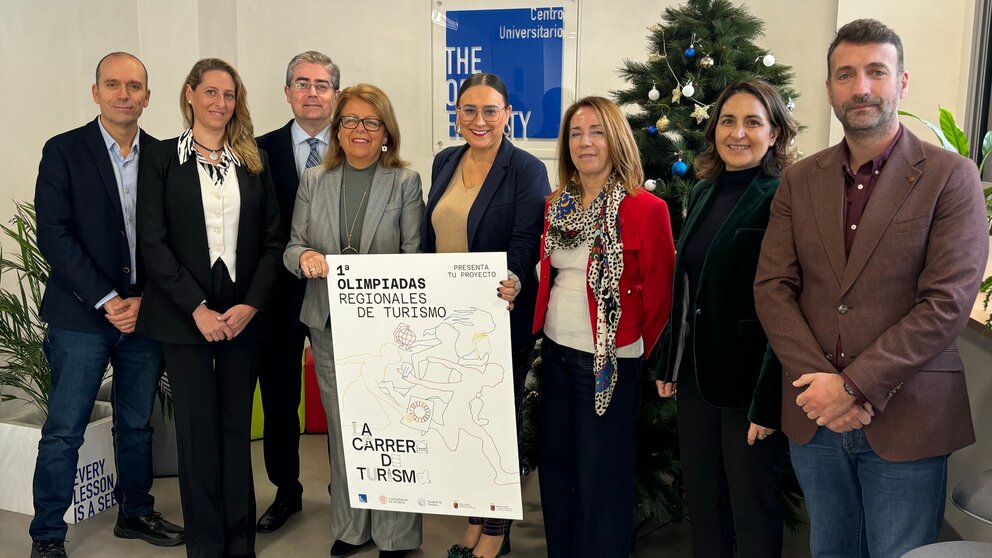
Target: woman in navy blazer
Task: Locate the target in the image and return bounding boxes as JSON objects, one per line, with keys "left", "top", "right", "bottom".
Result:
{"left": 421, "top": 73, "right": 549, "bottom": 558}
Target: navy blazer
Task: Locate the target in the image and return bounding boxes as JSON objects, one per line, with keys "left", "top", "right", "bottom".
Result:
{"left": 35, "top": 117, "right": 156, "bottom": 333}
{"left": 422, "top": 139, "right": 549, "bottom": 343}
{"left": 136, "top": 137, "right": 283, "bottom": 345}
{"left": 256, "top": 119, "right": 306, "bottom": 325}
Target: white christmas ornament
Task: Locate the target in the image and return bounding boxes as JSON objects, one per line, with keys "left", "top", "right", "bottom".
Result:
{"left": 762, "top": 53, "right": 776, "bottom": 67}
{"left": 644, "top": 179, "right": 657, "bottom": 192}
{"left": 648, "top": 84, "right": 660, "bottom": 101}
{"left": 681, "top": 81, "right": 695, "bottom": 97}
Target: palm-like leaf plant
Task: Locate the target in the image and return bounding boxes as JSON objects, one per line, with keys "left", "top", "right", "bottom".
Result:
{"left": 0, "top": 202, "right": 52, "bottom": 415}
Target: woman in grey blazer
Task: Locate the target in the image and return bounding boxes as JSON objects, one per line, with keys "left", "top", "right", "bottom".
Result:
{"left": 282, "top": 84, "right": 424, "bottom": 558}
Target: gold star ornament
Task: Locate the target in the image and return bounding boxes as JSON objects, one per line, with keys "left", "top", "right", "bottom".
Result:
{"left": 690, "top": 104, "right": 710, "bottom": 124}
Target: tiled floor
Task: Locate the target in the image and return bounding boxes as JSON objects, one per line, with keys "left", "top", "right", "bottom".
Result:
{"left": 0, "top": 434, "right": 812, "bottom": 557}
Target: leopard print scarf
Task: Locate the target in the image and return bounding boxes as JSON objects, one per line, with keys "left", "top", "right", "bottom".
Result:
{"left": 544, "top": 173, "right": 627, "bottom": 415}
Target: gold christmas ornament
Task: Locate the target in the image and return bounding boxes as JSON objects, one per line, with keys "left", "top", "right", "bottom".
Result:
{"left": 647, "top": 52, "right": 662, "bottom": 62}
{"left": 690, "top": 104, "right": 710, "bottom": 124}
{"left": 699, "top": 55, "right": 715, "bottom": 69}
{"left": 656, "top": 116, "right": 670, "bottom": 132}
{"left": 671, "top": 86, "right": 682, "bottom": 103}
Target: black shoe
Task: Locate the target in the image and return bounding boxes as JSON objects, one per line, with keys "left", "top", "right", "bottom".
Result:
{"left": 113, "top": 511, "right": 186, "bottom": 547}
{"left": 379, "top": 550, "right": 408, "bottom": 558}
{"left": 330, "top": 539, "right": 372, "bottom": 557}
{"left": 256, "top": 499, "right": 302, "bottom": 533}
{"left": 30, "top": 540, "right": 68, "bottom": 558}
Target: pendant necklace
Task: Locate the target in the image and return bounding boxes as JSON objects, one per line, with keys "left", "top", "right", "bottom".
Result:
{"left": 341, "top": 178, "right": 371, "bottom": 255}
{"left": 192, "top": 137, "right": 222, "bottom": 161}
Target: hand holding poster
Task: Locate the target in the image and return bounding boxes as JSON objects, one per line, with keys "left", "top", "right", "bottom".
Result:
{"left": 325, "top": 252, "right": 522, "bottom": 519}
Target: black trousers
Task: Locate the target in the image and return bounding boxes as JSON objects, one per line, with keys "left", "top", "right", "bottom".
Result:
{"left": 677, "top": 363, "right": 788, "bottom": 558}
{"left": 164, "top": 261, "right": 258, "bottom": 558}
{"left": 256, "top": 316, "right": 308, "bottom": 504}
{"left": 538, "top": 338, "right": 640, "bottom": 558}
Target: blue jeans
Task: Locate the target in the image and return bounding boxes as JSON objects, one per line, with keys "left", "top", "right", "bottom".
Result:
{"left": 30, "top": 325, "right": 163, "bottom": 542}
{"left": 790, "top": 427, "right": 947, "bottom": 558}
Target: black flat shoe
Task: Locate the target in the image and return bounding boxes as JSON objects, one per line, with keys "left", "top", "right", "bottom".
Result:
{"left": 378, "top": 550, "right": 409, "bottom": 558}
{"left": 330, "top": 539, "right": 372, "bottom": 557}
{"left": 113, "top": 511, "right": 186, "bottom": 547}
{"left": 30, "top": 540, "right": 68, "bottom": 558}
{"left": 256, "top": 499, "right": 302, "bottom": 532}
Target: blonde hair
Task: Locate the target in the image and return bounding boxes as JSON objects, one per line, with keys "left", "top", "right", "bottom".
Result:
{"left": 180, "top": 58, "right": 262, "bottom": 175}
{"left": 324, "top": 84, "right": 408, "bottom": 170}
{"left": 554, "top": 96, "right": 643, "bottom": 199}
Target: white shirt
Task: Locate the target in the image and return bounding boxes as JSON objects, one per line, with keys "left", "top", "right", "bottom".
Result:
{"left": 545, "top": 245, "right": 643, "bottom": 357}
{"left": 198, "top": 162, "right": 241, "bottom": 281}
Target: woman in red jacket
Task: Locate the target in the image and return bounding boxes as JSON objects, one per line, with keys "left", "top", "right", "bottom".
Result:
{"left": 533, "top": 96, "right": 675, "bottom": 557}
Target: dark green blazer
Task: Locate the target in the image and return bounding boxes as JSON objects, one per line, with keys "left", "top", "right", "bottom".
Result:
{"left": 648, "top": 172, "right": 782, "bottom": 428}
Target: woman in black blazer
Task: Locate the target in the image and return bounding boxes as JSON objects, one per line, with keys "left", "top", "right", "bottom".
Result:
{"left": 647, "top": 80, "right": 798, "bottom": 558}
{"left": 137, "top": 58, "right": 282, "bottom": 558}
{"left": 421, "top": 73, "right": 549, "bottom": 558}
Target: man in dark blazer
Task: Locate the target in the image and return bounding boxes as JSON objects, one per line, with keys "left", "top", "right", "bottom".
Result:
{"left": 253, "top": 50, "right": 339, "bottom": 533}
{"left": 754, "top": 20, "right": 988, "bottom": 558}
{"left": 30, "top": 52, "right": 184, "bottom": 558}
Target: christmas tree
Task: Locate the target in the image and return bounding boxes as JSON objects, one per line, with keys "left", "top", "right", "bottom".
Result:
{"left": 613, "top": 0, "right": 800, "bottom": 235}
{"left": 612, "top": 0, "right": 805, "bottom": 534}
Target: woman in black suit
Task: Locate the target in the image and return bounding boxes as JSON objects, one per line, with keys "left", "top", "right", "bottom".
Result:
{"left": 648, "top": 79, "right": 798, "bottom": 558}
{"left": 137, "top": 58, "right": 282, "bottom": 558}
{"left": 421, "top": 73, "right": 549, "bottom": 558}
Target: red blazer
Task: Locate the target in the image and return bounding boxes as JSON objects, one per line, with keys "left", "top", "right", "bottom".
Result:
{"left": 533, "top": 188, "right": 675, "bottom": 357}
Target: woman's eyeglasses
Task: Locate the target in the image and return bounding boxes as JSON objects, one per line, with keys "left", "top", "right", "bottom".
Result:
{"left": 456, "top": 105, "right": 506, "bottom": 122}
{"left": 339, "top": 116, "right": 384, "bottom": 131}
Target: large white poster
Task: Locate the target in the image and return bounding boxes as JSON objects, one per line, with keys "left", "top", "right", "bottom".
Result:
{"left": 325, "top": 252, "right": 522, "bottom": 519}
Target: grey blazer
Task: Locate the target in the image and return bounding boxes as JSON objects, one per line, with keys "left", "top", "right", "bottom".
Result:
{"left": 283, "top": 163, "right": 425, "bottom": 330}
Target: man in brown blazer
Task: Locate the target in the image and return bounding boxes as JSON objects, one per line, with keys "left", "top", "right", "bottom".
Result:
{"left": 754, "top": 19, "right": 988, "bottom": 557}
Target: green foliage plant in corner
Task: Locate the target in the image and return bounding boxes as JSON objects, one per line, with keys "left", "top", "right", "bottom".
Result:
{"left": 0, "top": 202, "right": 52, "bottom": 415}
{"left": 900, "top": 108, "right": 992, "bottom": 330}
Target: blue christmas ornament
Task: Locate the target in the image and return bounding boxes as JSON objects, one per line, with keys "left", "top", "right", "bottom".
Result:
{"left": 684, "top": 47, "right": 696, "bottom": 58}
{"left": 672, "top": 160, "right": 688, "bottom": 176}
{"left": 647, "top": 125, "right": 658, "bottom": 136}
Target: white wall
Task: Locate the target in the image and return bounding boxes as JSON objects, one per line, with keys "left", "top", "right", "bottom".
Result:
{"left": 0, "top": 0, "right": 854, "bottom": 227}
{"left": 833, "top": 0, "right": 977, "bottom": 145}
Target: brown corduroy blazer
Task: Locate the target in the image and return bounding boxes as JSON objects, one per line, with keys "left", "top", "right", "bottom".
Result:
{"left": 753, "top": 127, "right": 988, "bottom": 462}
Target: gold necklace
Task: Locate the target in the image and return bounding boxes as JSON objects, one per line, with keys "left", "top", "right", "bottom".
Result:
{"left": 341, "top": 178, "right": 371, "bottom": 254}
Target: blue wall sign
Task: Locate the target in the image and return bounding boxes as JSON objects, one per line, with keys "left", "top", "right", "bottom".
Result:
{"left": 444, "top": 7, "right": 564, "bottom": 140}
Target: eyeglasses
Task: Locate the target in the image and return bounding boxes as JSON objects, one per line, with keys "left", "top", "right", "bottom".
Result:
{"left": 339, "top": 116, "right": 384, "bottom": 132}
{"left": 292, "top": 80, "right": 334, "bottom": 94}
{"left": 456, "top": 105, "right": 506, "bottom": 122}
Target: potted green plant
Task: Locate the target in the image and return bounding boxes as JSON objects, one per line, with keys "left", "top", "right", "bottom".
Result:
{"left": 0, "top": 202, "right": 50, "bottom": 413}
{"left": 0, "top": 201, "right": 119, "bottom": 521}
{"left": 900, "top": 108, "right": 992, "bottom": 330}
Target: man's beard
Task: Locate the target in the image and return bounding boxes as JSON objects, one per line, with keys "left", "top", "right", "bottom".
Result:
{"left": 834, "top": 93, "right": 898, "bottom": 141}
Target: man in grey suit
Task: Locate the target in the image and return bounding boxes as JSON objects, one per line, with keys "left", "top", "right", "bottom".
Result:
{"left": 754, "top": 19, "right": 988, "bottom": 557}
{"left": 254, "top": 50, "right": 340, "bottom": 534}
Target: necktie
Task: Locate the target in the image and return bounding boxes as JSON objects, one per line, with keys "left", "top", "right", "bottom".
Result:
{"left": 305, "top": 137, "right": 321, "bottom": 169}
